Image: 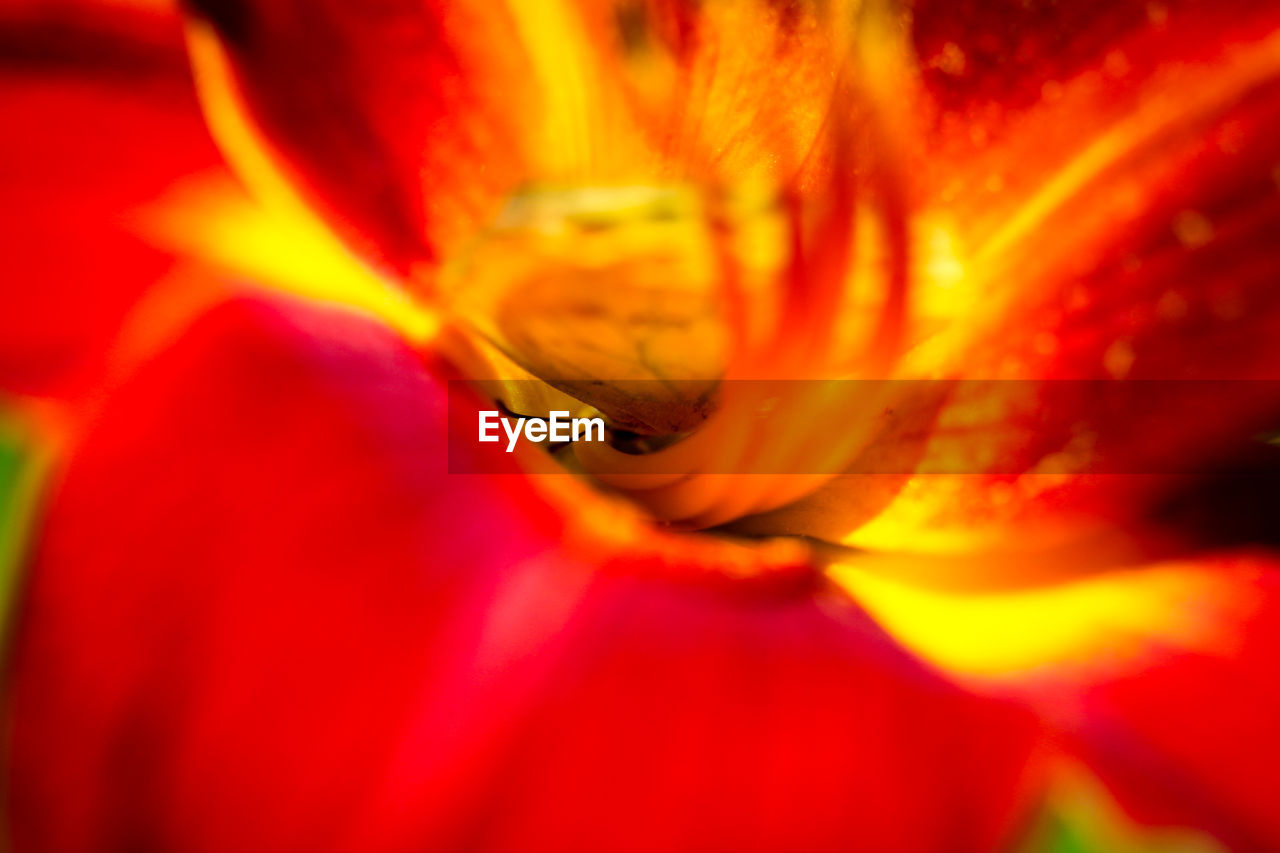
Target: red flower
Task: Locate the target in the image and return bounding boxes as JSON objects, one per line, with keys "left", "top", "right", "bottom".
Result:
{"left": 3, "top": 0, "right": 1280, "bottom": 849}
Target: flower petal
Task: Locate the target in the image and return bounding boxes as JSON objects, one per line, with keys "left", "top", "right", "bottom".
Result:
{"left": 1052, "top": 558, "right": 1280, "bottom": 850}
{"left": 912, "top": 0, "right": 1280, "bottom": 150}
{"left": 740, "top": 6, "right": 1280, "bottom": 554}
{"left": 7, "top": 295, "right": 1040, "bottom": 850}
{"left": 182, "top": 0, "right": 559, "bottom": 274}
{"left": 0, "top": 3, "right": 224, "bottom": 396}
{"left": 575, "top": 0, "right": 855, "bottom": 188}
{"left": 834, "top": 549, "right": 1280, "bottom": 849}
{"left": 185, "top": 0, "right": 870, "bottom": 277}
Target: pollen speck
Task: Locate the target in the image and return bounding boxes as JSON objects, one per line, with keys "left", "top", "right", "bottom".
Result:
{"left": 1172, "top": 210, "right": 1214, "bottom": 248}
{"left": 1156, "top": 291, "right": 1189, "bottom": 321}
{"left": 1103, "top": 339, "right": 1136, "bottom": 379}
{"left": 1033, "top": 332, "right": 1058, "bottom": 356}
{"left": 929, "top": 42, "right": 967, "bottom": 77}
{"left": 1103, "top": 50, "right": 1131, "bottom": 79}
{"left": 1212, "top": 287, "right": 1246, "bottom": 321}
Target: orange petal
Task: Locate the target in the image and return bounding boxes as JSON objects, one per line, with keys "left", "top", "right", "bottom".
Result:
{"left": 741, "top": 7, "right": 1280, "bottom": 554}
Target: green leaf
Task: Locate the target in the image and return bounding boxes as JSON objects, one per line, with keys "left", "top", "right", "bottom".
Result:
{"left": 1015, "top": 761, "right": 1225, "bottom": 853}
{"left": 0, "top": 407, "right": 52, "bottom": 646}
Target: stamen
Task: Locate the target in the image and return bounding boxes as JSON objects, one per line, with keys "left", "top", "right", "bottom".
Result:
{"left": 449, "top": 2, "right": 919, "bottom": 529}
{"left": 571, "top": 110, "right": 913, "bottom": 528}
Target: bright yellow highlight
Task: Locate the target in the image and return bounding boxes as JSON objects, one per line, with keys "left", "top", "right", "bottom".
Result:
{"left": 134, "top": 177, "right": 438, "bottom": 344}
{"left": 504, "top": 0, "right": 647, "bottom": 181}
{"left": 505, "top": 0, "right": 596, "bottom": 177}
{"left": 179, "top": 21, "right": 437, "bottom": 344}
{"left": 829, "top": 557, "right": 1260, "bottom": 680}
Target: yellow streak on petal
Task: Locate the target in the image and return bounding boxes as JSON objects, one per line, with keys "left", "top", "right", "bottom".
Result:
{"left": 185, "top": 21, "right": 322, "bottom": 247}
{"left": 504, "top": 0, "right": 594, "bottom": 177}
{"left": 974, "top": 29, "right": 1280, "bottom": 269}
{"left": 177, "top": 21, "right": 437, "bottom": 344}
{"left": 132, "top": 177, "right": 438, "bottom": 345}
{"left": 828, "top": 556, "right": 1261, "bottom": 680}
{"left": 502, "top": 1, "right": 648, "bottom": 181}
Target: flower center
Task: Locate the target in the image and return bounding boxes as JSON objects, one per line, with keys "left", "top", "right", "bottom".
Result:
{"left": 441, "top": 172, "right": 911, "bottom": 530}
{"left": 438, "top": 183, "right": 728, "bottom": 436}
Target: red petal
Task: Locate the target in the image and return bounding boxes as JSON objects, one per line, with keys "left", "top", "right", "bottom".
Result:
{"left": 0, "top": 4, "right": 225, "bottom": 396}
{"left": 7, "top": 296, "right": 1040, "bottom": 850}
{"left": 836, "top": 550, "right": 1280, "bottom": 848}
{"left": 1050, "top": 556, "right": 1280, "bottom": 850}
{"left": 184, "top": 0, "right": 545, "bottom": 274}
{"left": 913, "top": 0, "right": 1280, "bottom": 140}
